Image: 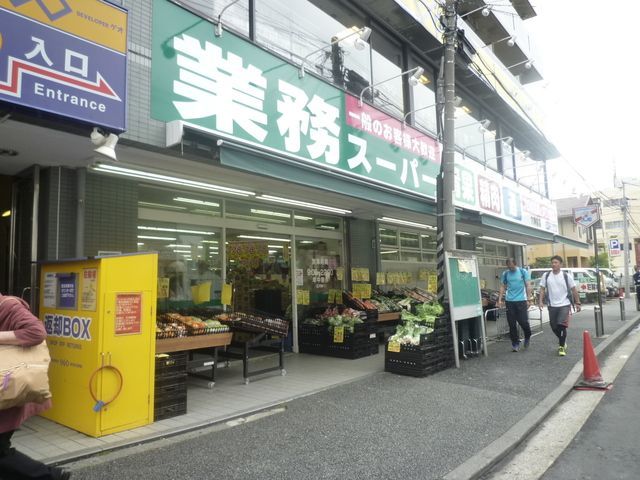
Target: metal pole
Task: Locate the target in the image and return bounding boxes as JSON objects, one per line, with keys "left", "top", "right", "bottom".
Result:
{"left": 623, "top": 181, "right": 631, "bottom": 298}
{"left": 593, "top": 223, "right": 604, "bottom": 334}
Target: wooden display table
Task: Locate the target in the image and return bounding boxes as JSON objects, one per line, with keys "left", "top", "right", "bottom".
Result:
{"left": 156, "top": 332, "right": 233, "bottom": 388}
{"left": 377, "top": 312, "right": 401, "bottom": 322}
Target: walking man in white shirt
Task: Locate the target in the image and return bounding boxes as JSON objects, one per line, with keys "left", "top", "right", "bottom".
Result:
{"left": 538, "top": 255, "right": 582, "bottom": 356}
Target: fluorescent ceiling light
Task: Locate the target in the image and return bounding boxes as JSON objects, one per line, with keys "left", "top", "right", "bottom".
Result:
{"left": 138, "top": 201, "right": 187, "bottom": 211}
{"left": 268, "top": 245, "right": 284, "bottom": 249}
{"left": 174, "top": 197, "right": 220, "bottom": 207}
{"left": 479, "top": 235, "right": 507, "bottom": 243}
{"left": 237, "top": 235, "right": 291, "bottom": 242}
{"left": 300, "top": 240, "right": 313, "bottom": 244}
{"left": 268, "top": 250, "right": 277, "bottom": 254}
{"left": 137, "top": 242, "right": 144, "bottom": 246}
{"left": 201, "top": 240, "right": 219, "bottom": 244}
{"left": 249, "top": 208, "right": 313, "bottom": 221}
{"left": 507, "top": 240, "right": 527, "bottom": 246}
{"left": 381, "top": 250, "right": 399, "bottom": 254}
{"left": 256, "top": 194, "right": 352, "bottom": 215}
{"left": 167, "top": 244, "right": 191, "bottom": 248}
{"left": 91, "top": 163, "right": 255, "bottom": 197}
{"left": 378, "top": 217, "right": 436, "bottom": 230}
{"left": 456, "top": 231, "right": 471, "bottom": 236}
{"left": 251, "top": 208, "right": 291, "bottom": 219}
{"left": 138, "top": 226, "right": 215, "bottom": 235}
{"left": 137, "top": 235, "right": 176, "bottom": 241}
{"left": 173, "top": 249, "right": 192, "bottom": 254}
{"left": 1, "top": 210, "right": 10, "bottom": 218}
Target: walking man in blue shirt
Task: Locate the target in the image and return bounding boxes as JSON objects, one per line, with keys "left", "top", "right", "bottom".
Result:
{"left": 498, "top": 258, "right": 532, "bottom": 352}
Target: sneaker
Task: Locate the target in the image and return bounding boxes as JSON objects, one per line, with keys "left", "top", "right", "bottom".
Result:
{"left": 524, "top": 338, "right": 530, "bottom": 349}
{"left": 558, "top": 346, "right": 566, "bottom": 356}
{"left": 512, "top": 342, "right": 520, "bottom": 352}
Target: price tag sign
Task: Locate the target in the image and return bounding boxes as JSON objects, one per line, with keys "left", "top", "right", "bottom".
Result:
{"left": 387, "top": 341, "right": 401, "bottom": 352}
{"left": 333, "top": 326, "right": 344, "bottom": 343}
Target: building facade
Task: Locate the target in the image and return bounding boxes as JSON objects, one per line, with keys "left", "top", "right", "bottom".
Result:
{"left": 0, "top": 0, "right": 577, "bottom": 349}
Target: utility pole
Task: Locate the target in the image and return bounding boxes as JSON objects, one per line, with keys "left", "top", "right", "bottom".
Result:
{"left": 441, "top": 0, "right": 457, "bottom": 252}
{"left": 436, "top": 0, "right": 457, "bottom": 305}
{"left": 622, "top": 181, "right": 631, "bottom": 298}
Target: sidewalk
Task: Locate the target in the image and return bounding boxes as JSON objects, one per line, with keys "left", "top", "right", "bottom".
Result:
{"left": 18, "top": 298, "right": 640, "bottom": 478}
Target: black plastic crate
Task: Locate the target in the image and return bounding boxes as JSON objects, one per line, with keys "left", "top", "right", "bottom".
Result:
{"left": 385, "top": 358, "right": 454, "bottom": 377}
{"left": 155, "top": 374, "right": 187, "bottom": 398}
{"left": 385, "top": 344, "right": 454, "bottom": 373}
{"left": 154, "top": 396, "right": 187, "bottom": 421}
{"left": 155, "top": 352, "right": 187, "bottom": 377}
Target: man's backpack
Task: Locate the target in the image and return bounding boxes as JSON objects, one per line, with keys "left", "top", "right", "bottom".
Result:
{"left": 543, "top": 271, "right": 574, "bottom": 306}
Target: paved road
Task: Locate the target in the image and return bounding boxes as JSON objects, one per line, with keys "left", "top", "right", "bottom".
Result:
{"left": 63, "top": 301, "right": 640, "bottom": 480}
{"left": 541, "top": 328, "right": 640, "bottom": 480}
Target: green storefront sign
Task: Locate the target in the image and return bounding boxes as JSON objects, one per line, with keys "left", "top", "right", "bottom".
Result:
{"left": 151, "top": 0, "right": 441, "bottom": 198}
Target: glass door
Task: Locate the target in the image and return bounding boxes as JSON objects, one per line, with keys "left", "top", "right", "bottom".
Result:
{"left": 225, "top": 230, "right": 292, "bottom": 317}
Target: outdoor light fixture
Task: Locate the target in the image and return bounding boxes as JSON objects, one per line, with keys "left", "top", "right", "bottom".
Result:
{"left": 90, "top": 127, "right": 119, "bottom": 161}
{"left": 403, "top": 96, "right": 461, "bottom": 125}
{"left": 455, "top": 119, "right": 491, "bottom": 132}
{"left": 299, "top": 26, "right": 371, "bottom": 78}
{"left": 507, "top": 59, "right": 534, "bottom": 70}
{"left": 378, "top": 217, "right": 436, "bottom": 230}
{"left": 460, "top": 5, "right": 493, "bottom": 18}
{"left": 215, "top": 0, "right": 242, "bottom": 37}
{"left": 482, "top": 35, "right": 517, "bottom": 48}
{"left": 359, "top": 66, "right": 424, "bottom": 106}
{"left": 256, "top": 194, "right": 352, "bottom": 215}
{"left": 90, "top": 163, "right": 256, "bottom": 197}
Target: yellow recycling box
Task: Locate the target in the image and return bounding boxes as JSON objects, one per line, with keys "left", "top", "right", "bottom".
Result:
{"left": 39, "top": 253, "right": 158, "bottom": 437}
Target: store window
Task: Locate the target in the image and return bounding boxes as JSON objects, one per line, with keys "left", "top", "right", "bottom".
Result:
{"left": 379, "top": 227, "right": 399, "bottom": 261}
{"left": 501, "top": 140, "right": 515, "bottom": 179}
{"left": 409, "top": 60, "right": 437, "bottom": 135}
{"left": 226, "top": 230, "right": 291, "bottom": 316}
{"left": 255, "top": 0, "right": 370, "bottom": 97}
{"left": 379, "top": 226, "right": 436, "bottom": 265}
{"left": 455, "top": 98, "right": 486, "bottom": 162}
{"left": 369, "top": 30, "right": 403, "bottom": 118}
{"left": 137, "top": 220, "right": 222, "bottom": 308}
{"left": 183, "top": 0, "right": 250, "bottom": 37}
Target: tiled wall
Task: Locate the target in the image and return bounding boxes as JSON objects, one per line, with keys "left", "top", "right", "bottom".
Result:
{"left": 84, "top": 173, "right": 138, "bottom": 256}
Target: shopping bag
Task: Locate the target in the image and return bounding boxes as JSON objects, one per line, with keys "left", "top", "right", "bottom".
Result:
{"left": 0, "top": 341, "right": 52, "bottom": 410}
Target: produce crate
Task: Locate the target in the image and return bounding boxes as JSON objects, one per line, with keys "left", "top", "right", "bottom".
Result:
{"left": 385, "top": 347, "right": 454, "bottom": 377}
{"left": 154, "top": 395, "right": 187, "bottom": 421}
{"left": 155, "top": 352, "right": 188, "bottom": 377}
{"left": 298, "top": 322, "right": 379, "bottom": 359}
{"left": 154, "top": 373, "right": 187, "bottom": 400}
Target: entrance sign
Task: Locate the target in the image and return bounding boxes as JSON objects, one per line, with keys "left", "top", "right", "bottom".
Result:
{"left": 573, "top": 206, "right": 599, "bottom": 228}
{"left": 0, "top": 1, "right": 128, "bottom": 131}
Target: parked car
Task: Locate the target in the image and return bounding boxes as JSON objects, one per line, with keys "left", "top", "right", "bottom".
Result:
{"left": 528, "top": 268, "right": 599, "bottom": 303}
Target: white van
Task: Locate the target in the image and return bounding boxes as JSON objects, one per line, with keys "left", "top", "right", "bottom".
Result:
{"left": 528, "top": 268, "right": 598, "bottom": 303}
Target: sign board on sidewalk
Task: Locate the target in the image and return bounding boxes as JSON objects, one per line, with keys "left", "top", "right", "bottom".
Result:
{"left": 573, "top": 205, "right": 600, "bottom": 228}
{"left": 609, "top": 238, "right": 621, "bottom": 256}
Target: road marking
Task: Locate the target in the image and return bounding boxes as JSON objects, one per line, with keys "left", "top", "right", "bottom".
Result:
{"left": 486, "top": 329, "right": 640, "bottom": 479}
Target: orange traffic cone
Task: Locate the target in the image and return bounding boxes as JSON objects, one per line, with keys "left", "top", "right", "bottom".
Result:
{"left": 575, "top": 330, "right": 611, "bottom": 390}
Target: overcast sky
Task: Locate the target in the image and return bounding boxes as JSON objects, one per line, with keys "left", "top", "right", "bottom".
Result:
{"left": 523, "top": 1, "right": 639, "bottom": 198}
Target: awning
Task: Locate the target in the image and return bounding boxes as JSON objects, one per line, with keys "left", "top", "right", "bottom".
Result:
{"left": 553, "top": 235, "right": 589, "bottom": 249}
{"left": 218, "top": 144, "right": 437, "bottom": 215}
{"left": 480, "top": 215, "right": 555, "bottom": 243}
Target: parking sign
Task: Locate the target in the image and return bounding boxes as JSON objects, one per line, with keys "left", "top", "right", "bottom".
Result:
{"left": 609, "top": 238, "right": 621, "bottom": 256}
